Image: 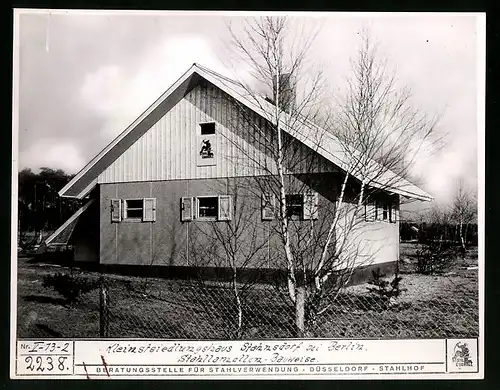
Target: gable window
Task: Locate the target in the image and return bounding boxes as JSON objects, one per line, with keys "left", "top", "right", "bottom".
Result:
{"left": 200, "top": 122, "right": 216, "bottom": 135}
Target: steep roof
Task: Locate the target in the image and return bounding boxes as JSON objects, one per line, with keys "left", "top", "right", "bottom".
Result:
{"left": 60, "top": 63, "right": 432, "bottom": 201}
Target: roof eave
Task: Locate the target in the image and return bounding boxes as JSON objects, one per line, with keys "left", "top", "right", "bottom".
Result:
{"left": 58, "top": 63, "right": 201, "bottom": 198}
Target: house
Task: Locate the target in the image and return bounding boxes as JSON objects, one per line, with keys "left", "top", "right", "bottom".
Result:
{"left": 45, "top": 63, "right": 432, "bottom": 282}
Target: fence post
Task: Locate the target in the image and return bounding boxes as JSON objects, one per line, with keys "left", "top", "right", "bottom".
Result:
{"left": 99, "top": 279, "right": 109, "bottom": 338}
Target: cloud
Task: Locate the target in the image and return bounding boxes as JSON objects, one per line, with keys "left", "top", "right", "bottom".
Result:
{"left": 17, "top": 12, "right": 481, "bottom": 207}
{"left": 19, "top": 140, "right": 85, "bottom": 174}
{"left": 78, "top": 35, "right": 227, "bottom": 140}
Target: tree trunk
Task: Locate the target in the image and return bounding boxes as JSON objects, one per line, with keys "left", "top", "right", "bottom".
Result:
{"left": 315, "top": 171, "right": 350, "bottom": 290}
{"left": 232, "top": 267, "right": 243, "bottom": 338}
{"left": 459, "top": 220, "right": 466, "bottom": 252}
{"left": 274, "top": 69, "right": 296, "bottom": 304}
{"left": 295, "top": 285, "right": 305, "bottom": 337}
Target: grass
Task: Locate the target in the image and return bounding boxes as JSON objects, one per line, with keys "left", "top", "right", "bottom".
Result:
{"left": 16, "top": 245, "right": 479, "bottom": 339}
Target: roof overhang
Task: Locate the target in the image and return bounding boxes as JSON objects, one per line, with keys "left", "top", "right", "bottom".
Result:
{"left": 59, "top": 64, "right": 203, "bottom": 198}
{"left": 45, "top": 199, "right": 95, "bottom": 245}
{"left": 60, "top": 63, "right": 432, "bottom": 203}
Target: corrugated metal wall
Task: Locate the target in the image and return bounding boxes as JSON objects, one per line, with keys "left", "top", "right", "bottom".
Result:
{"left": 98, "top": 83, "right": 335, "bottom": 184}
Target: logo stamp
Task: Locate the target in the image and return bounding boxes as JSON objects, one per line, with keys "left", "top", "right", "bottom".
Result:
{"left": 447, "top": 339, "right": 478, "bottom": 373}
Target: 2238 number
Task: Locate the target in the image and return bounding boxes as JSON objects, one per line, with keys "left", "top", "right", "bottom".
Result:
{"left": 24, "top": 356, "right": 69, "bottom": 372}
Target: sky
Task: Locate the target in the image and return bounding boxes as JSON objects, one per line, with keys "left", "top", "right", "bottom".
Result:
{"left": 14, "top": 11, "right": 483, "bottom": 207}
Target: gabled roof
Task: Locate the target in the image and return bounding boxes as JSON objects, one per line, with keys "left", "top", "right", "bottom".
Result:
{"left": 60, "top": 63, "right": 432, "bottom": 201}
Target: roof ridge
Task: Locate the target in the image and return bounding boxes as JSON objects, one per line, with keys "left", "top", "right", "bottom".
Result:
{"left": 194, "top": 63, "right": 241, "bottom": 87}
{"left": 60, "top": 63, "right": 432, "bottom": 201}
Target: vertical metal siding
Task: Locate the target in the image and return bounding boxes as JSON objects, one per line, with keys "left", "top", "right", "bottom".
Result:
{"left": 98, "top": 84, "right": 336, "bottom": 184}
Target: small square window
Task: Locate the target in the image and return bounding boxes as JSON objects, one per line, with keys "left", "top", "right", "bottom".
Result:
{"left": 200, "top": 122, "right": 216, "bottom": 135}
{"left": 286, "top": 194, "right": 303, "bottom": 219}
{"left": 197, "top": 196, "right": 218, "bottom": 219}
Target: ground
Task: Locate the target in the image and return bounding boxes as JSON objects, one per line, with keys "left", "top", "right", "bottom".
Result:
{"left": 16, "top": 243, "right": 479, "bottom": 339}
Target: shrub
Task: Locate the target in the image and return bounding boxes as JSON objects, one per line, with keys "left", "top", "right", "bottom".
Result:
{"left": 367, "top": 269, "right": 405, "bottom": 309}
{"left": 42, "top": 272, "right": 98, "bottom": 305}
{"left": 415, "top": 240, "right": 460, "bottom": 274}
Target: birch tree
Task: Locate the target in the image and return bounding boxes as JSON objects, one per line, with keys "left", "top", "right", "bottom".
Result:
{"left": 188, "top": 179, "right": 270, "bottom": 338}
{"left": 451, "top": 179, "right": 477, "bottom": 252}
{"left": 226, "top": 16, "right": 330, "bottom": 335}
{"left": 225, "top": 20, "right": 440, "bottom": 335}
{"left": 314, "top": 31, "right": 441, "bottom": 296}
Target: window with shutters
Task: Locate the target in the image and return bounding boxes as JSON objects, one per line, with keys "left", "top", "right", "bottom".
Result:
{"left": 375, "top": 201, "right": 389, "bottom": 222}
{"left": 181, "top": 195, "right": 233, "bottom": 222}
{"left": 265, "top": 192, "right": 319, "bottom": 221}
{"left": 124, "top": 199, "right": 143, "bottom": 220}
{"left": 367, "top": 199, "right": 396, "bottom": 223}
{"left": 120, "top": 198, "right": 157, "bottom": 222}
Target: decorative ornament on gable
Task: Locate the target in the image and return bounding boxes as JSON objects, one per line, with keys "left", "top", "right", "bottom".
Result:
{"left": 197, "top": 122, "right": 217, "bottom": 167}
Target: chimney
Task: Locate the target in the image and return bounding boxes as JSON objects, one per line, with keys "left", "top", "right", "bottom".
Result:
{"left": 272, "top": 73, "right": 296, "bottom": 113}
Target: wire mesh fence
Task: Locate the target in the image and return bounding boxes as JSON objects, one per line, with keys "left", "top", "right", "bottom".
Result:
{"left": 17, "top": 254, "right": 479, "bottom": 340}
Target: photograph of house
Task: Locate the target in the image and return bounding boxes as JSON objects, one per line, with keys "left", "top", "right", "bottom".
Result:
{"left": 14, "top": 11, "right": 481, "bottom": 340}
{"left": 45, "top": 63, "right": 431, "bottom": 280}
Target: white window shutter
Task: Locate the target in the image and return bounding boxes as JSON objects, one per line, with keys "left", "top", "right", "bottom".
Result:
{"left": 218, "top": 195, "right": 232, "bottom": 221}
{"left": 143, "top": 198, "right": 156, "bottom": 222}
{"left": 390, "top": 204, "right": 397, "bottom": 223}
{"left": 181, "top": 197, "right": 194, "bottom": 222}
{"left": 376, "top": 201, "right": 383, "bottom": 221}
{"left": 365, "top": 202, "right": 376, "bottom": 222}
{"left": 111, "top": 199, "right": 122, "bottom": 222}
{"left": 261, "top": 193, "right": 275, "bottom": 220}
{"left": 303, "top": 192, "right": 318, "bottom": 220}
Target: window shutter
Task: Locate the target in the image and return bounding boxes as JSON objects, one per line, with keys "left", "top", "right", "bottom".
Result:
{"left": 218, "top": 195, "right": 232, "bottom": 221}
{"left": 111, "top": 199, "right": 122, "bottom": 222}
{"left": 376, "top": 201, "right": 384, "bottom": 221}
{"left": 365, "top": 202, "right": 376, "bottom": 222}
{"left": 181, "top": 197, "right": 194, "bottom": 222}
{"left": 261, "top": 193, "right": 275, "bottom": 220}
{"left": 303, "top": 192, "right": 318, "bottom": 220}
{"left": 143, "top": 198, "right": 156, "bottom": 222}
{"left": 390, "top": 204, "right": 397, "bottom": 223}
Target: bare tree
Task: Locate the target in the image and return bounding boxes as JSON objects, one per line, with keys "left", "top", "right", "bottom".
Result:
{"left": 223, "top": 20, "right": 440, "bottom": 335}
{"left": 188, "top": 179, "right": 270, "bottom": 338}
{"left": 451, "top": 179, "right": 477, "bottom": 252}
{"left": 315, "top": 30, "right": 441, "bottom": 286}
{"left": 225, "top": 16, "right": 329, "bottom": 335}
